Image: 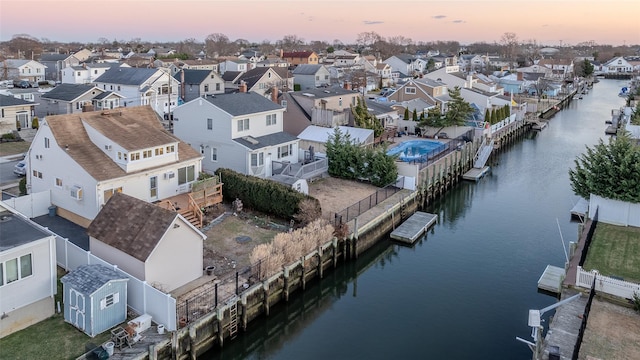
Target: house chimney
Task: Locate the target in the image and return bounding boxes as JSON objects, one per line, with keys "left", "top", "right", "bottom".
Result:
{"left": 271, "top": 86, "right": 278, "bottom": 103}
{"left": 280, "top": 49, "right": 284, "bottom": 59}
{"left": 180, "top": 70, "right": 185, "bottom": 101}
{"left": 239, "top": 81, "right": 247, "bottom": 93}
{"left": 517, "top": 71, "right": 523, "bottom": 81}
{"left": 344, "top": 82, "right": 351, "bottom": 91}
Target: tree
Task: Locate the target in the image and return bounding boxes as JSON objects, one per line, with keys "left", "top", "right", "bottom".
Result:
{"left": 420, "top": 87, "right": 473, "bottom": 134}
{"left": 205, "top": 33, "right": 230, "bottom": 57}
{"left": 279, "top": 34, "right": 305, "bottom": 50}
{"left": 500, "top": 32, "right": 519, "bottom": 69}
{"left": 412, "top": 109, "right": 418, "bottom": 121}
{"left": 583, "top": 59, "right": 595, "bottom": 77}
{"left": 569, "top": 133, "right": 640, "bottom": 203}
{"left": 352, "top": 97, "right": 383, "bottom": 137}
{"left": 404, "top": 107, "right": 410, "bottom": 120}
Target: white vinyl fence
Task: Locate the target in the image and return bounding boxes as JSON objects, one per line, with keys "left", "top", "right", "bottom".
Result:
{"left": 589, "top": 194, "right": 640, "bottom": 227}
{"left": 2, "top": 190, "right": 51, "bottom": 218}
{"left": 53, "top": 232, "right": 177, "bottom": 331}
{"left": 576, "top": 266, "right": 640, "bottom": 300}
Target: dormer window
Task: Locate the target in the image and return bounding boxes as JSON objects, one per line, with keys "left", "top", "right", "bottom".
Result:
{"left": 166, "top": 145, "right": 175, "bottom": 153}
{"left": 155, "top": 147, "right": 164, "bottom": 156}
{"left": 143, "top": 150, "right": 152, "bottom": 158}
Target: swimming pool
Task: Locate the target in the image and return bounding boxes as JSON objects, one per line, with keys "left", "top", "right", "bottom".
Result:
{"left": 386, "top": 139, "right": 448, "bottom": 162}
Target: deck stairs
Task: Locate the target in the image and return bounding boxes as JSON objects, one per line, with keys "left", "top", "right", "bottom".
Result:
{"left": 228, "top": 301, "right": 239, "bottom": 339}
{"left": 474, "top": 139, "right": 494, "bottom": 169}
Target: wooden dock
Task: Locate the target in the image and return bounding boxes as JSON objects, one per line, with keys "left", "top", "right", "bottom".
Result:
{"left": 390, "top": 211, "right": 438, "bottom": 244}
{"left": 462, "top": 166, "right": 490, "bottom": 181}
{"left": 570, "top": 197, "right": 589, "bottom": 221}
{"left": 538, "top": 265, "right": 565, "bottom": 294}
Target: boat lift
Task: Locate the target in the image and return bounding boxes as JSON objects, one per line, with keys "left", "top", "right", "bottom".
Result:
{"left": 515, "top": 293, "right": 582, "bottom": 360}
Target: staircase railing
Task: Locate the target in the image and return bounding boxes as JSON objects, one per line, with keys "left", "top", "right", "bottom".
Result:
{"left": 474, "top": 138, "right": 494, "bottom": 169}
{"left": 187, "top": 193, "right": 203, "bottom": 228}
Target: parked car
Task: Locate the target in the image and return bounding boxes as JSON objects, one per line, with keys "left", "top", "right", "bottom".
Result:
{"left": 13, "top": 80, "right": 32, "bottom": 88}
{"left": 13, "top": 160, "right": 26, "bottom": 176}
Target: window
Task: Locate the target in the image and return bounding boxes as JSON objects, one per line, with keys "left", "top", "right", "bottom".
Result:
{"left": 131, "top": 152, "right": 140, "bottom": 161}
{"left": 55, "top": 178, "right": 63, "bottom": 188}
{"left": 207, "top": 118, "right": 213, "bottom": 130}
{"left": 200, "top": 145, "right": 205, "bottom": 155}
{"left": 1, "top": 254, "right": 32, "bottom": 286}
{"left": 166, "top": 145, "right": 175, "bottom": 153}
{"left": 5, "top": 258, "right": 18, "bottom": 283}
{"left": 405, "top": 87, "right": 416, "bottom": 94}
{"left": 237, "top": 118, "right": 249, "bottom": 132}
{"left": 94, "top": 70, "right": 98, "bottom": 74}
{"left": 77, "top": 71, "right": 81, "bottom": 76}
{"left": 251, "top": 152, "right": 264, "bottom": 166}
{"left": 103, "top": 187, "right": 122, "bottom": 204}
{"left": 44, "top": 137, "right": 50, "bottom": 148}
{"left": 211, "top": 147, "right": 217, "bottom": 162}
{"left": 32, "top": 170, "right": 43, "bottom": 179}
{"left": 278, "top": 144, "right": 292, "bottom": 158}
{"left": 20, "top": 254, "right": 32, "bottom": 278}
{"left": 155, "top": 147, "right": 164, "bottom": 156}
{"left": 143, "top": 150, "right": 152, "bottom": 158}
{"left": 266, "top": 114, "right": 276, "bottom": 126}
{"left": 117, "top": 86, "right": 121, "bottom": 91}
{"left": 281, "top": 100, "right": 287, "bottom": 108}
{"left": 100, "top": 293, "right": 119, "bottom": 309}
{"left": 204, "top": 84, "right": 209, "bottom": 92}
{"left": 178, "top": 165, "right": 195, "bottom": 185}
{"left": 216, "top": 83, "right": 221, "bottom": 91}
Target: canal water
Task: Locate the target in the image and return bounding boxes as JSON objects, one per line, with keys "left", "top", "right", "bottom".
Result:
{"left": 203, "top": 79, "right": 627, "bottom": 360}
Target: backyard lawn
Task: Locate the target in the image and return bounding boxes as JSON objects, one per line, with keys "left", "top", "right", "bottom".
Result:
{"left": 582, "top": 223, "right": 640, "bottom": 283}
{"left": 0, "top": 268, "right": 111, "bottom": 360}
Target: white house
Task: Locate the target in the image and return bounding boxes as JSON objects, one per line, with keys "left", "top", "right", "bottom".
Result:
{"left": 383, "top": 54, "right": 420, "bottom": 77}
{"left": 93, "top": 67, "right": 180, "bottom": 118}
{"left": 61, "top": 63, "right": 119, "bottom": 84}
{"left": 0, "top": 60, "right": 47, "bottom": 83}
{"left": 292, "top": 64, "right": 331, "bottom": 89}
{"left": 26, "top": 106, "right": 203, "bottom": 227}
{"left": 88, "top": 193, "right": 205, "bottom": 292}
{"left": 603, "top": 56, "right": 634, "bottom": 73}
{"left": 0, "top": 203, "right": 57, "bottom": 338}
{"left": 172, "top": 91, "right": 298, "bottom": 178}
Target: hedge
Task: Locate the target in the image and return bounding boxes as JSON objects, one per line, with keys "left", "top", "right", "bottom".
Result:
{"left": 215, "top": 168, "right": 320, "bottom": 219}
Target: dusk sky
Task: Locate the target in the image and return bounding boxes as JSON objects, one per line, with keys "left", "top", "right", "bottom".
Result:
{"left": 1, "top": 0, "right": 639, "bottom": 46}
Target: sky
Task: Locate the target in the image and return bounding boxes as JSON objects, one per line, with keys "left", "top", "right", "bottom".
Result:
{"left": 1, "top": 0, "right": 639, "bottom": 46}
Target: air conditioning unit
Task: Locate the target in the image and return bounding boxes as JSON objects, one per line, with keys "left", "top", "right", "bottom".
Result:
{"left": 70, "top": 186, "right": 83, "bottom": 200}
{"left": 104, "top": 144, "right": 112, "bottom": 150}
{"left": 164, "top": 171, "right": 175, "bottom": 180}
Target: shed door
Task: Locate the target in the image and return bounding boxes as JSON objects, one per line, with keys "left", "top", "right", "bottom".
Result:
{"left": 69, "top": 288, "right": 85, "bottom": 331}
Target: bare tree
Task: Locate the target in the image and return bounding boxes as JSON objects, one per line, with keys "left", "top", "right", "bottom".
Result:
{"left": 356, "top": 32, "right": 384, "bottom": 53}
{"left": 278, "top": 34, "right": 305, "bottom": 50}
{"left": 500, "top": 32, "right": 519, "bottom": 69}
{"left": 205, "top": 33, "right": 230, "bottom": 58}
{"left": 7, "top": 34, "right": 42, "bottom": 59}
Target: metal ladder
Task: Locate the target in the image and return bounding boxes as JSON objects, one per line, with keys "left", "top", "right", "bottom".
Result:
{"left": 228, "top": 301, "right": 238, "bottom": 339}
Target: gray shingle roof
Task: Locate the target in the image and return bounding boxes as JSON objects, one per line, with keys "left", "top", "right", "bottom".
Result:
{"left": 291, "top": 86, "right": 357, "bottom": 99}
{"left": 0, "top": 94, "right": 34, "bottom": 107}
{"left": 94, "top": 67, "right": 160, "bottom": 86}
{"left": 173, "top": 69, "right": 211, "bottom": 84}
{"left": 233, "top": 131, "right": 298, "bottom": 150}
{"left": 61, "top": 264, "right": 127, "bottom": 295}
{"left": 292, "top": 64, "right": 322, "bottom": 75}
{"left": 222, "top": 71, "right": 242, "bottom": 82}
{"left": 40, "top": 54, "right": 68, "bottom": 61}
{"left": 205, "top": 92, "right": 283, "bottom": 116}
{"left": 41, "top": 84, "right": 101, "bottom": 102}
{"left": 237, "top": 67, "right": 277, "bottom": 89}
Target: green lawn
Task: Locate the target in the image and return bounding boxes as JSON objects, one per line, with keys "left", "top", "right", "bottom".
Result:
{"left": 0, "top": 268, "right": 110, "bottom": 360}
{"left": 0, "top": 141, "right": 30, "bottom": 157}
{"left": 583, "top": 223, "right": 640, "bottom": 283}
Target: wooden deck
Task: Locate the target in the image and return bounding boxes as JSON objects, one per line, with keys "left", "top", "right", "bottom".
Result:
{"left": 462, "top": 166, "right": 490, "bottom": 181}
{"left": 538, "top": 265, "right": 565, "bottom": 294}
{"left": 543, "top": 289, "right": 588, "bottom": 360}
{"left": 77, "top": 325, "right": 170, "bottom": 360}
{"left": 390, "top": 211, "right": 438, "bottom": 244}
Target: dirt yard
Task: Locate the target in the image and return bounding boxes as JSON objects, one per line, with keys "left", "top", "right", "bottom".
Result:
{"left": 308, "top": 176, "right": 380, "bottom": 217}
{"left": 199, "top": 176, "right": 380, "bottom": 278}
{"left": 578, "top": 297, "right": 640, "bottom": 360}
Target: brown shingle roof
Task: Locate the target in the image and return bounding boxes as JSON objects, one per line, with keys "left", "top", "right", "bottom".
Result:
{"left": 282, "top": 51, "right": 314, "bottom": 59}
{"left": 87, "top": 193, "right": 176, "bottom": 262}
{"left": 46, "top": 106, "right": 201, "bottom": 181}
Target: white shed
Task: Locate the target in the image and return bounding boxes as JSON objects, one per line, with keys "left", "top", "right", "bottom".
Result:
{"left": 270, "top": 174, "right": 309, "bottom": 195}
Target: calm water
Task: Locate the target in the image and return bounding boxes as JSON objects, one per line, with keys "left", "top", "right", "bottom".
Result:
{"left": 204, "top": 79, "right": 627, "bottom": 360}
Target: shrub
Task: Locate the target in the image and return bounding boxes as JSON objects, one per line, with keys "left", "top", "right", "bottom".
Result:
{"left": 19, "top": 178, "right": 27, "bottom": 196}
{"left": 293, "top": 84, "right": 301, "bottom": 91}
{"left": 32, "top": 117, "right": 39, "bottom": 129}
{"left": 1, "top": 133, "right": 15, "bottom": 140}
